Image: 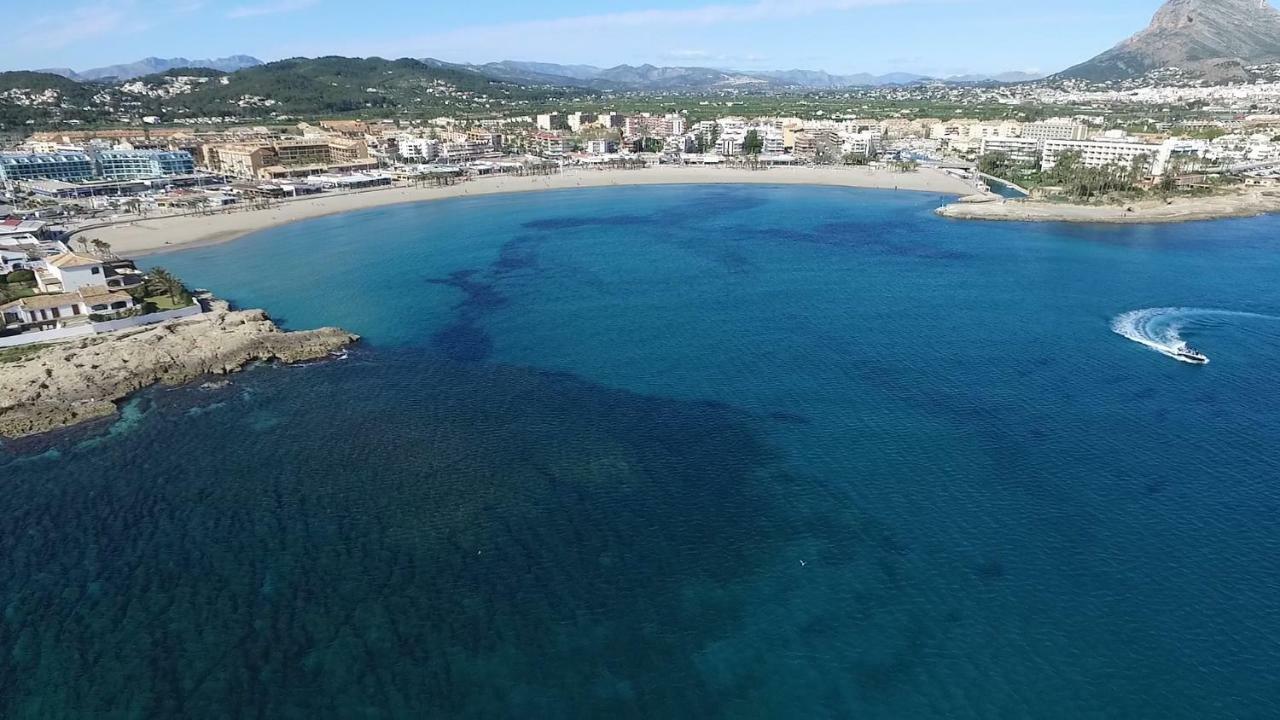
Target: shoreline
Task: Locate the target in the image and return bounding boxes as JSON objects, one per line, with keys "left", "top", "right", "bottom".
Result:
{"left": 0, "top": 305, "right": 357, "bottom": 438}
{"left": 937, "top": 189, "right": 1280, "bottom": 224}
{"left": 75, "top": 165, "right": 977, "bottom": 257}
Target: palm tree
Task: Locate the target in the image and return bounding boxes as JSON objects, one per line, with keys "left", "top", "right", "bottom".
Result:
{"left": 146, "top": 267, "right": 188, "bottom": 305}
{"left": 91, "top": 239, "right": 113, "bottom": 259}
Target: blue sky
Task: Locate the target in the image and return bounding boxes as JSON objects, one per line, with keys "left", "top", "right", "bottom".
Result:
{"left": 2, "top": 0, "right": 1193, "bottom": 76}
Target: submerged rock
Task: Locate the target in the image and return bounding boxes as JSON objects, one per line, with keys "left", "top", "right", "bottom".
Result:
{"left": 0, "top": 309, "right": 358, "bottom": 438}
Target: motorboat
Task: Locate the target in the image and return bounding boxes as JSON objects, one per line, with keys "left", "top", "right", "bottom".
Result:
{"left": 1172, "top": 343, "right": 1208, "bottom": 364}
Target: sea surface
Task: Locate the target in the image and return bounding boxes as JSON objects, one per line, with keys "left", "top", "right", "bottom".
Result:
{"left": 3, "top": 185, "right": 1280, "bottom": 718}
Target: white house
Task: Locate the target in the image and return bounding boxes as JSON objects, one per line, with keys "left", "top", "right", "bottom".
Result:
{"left": 35, "top": 252, "right": 106, "bottom": 294}
{"left": 1, "top": 247, "right": 30, "bottom": 273}
{"left": 0, "top": 285, "right": 134, "bottom": 332}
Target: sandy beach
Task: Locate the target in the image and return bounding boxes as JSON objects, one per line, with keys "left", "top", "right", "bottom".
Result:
{"left": 937, "top": 189, "right": 1280, "bottom": 224}
{"left": 73, "top": 165, "right": 977, "bottom": 257}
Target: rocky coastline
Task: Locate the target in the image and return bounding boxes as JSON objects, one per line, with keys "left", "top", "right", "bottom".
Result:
{"left": 0, "top": 306, "right": 358, "bottom": 438}
{"left": 936, "top": 189, "right": 1280, "bottom": 224}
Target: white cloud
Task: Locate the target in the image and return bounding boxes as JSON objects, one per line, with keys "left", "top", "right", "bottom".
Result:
{"left": 227, "top": 0, "right": 317, "bottom": 20}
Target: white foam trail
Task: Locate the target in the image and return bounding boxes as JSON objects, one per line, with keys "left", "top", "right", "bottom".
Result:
{"left": 1111, "top": 307, "right": 1278, "bottom": 364}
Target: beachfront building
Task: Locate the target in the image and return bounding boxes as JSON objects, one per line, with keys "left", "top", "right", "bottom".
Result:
{"left": 842, "top": 131, "right": 883, "bottom": 158}
{"left": 93, "top": 149, "right": 195, "bottom": 180}
{"left": 586, "top": 139, "right": 618, "bottom": 155}
{"left": 534, "top": 131, "right": 573, "bottom": 159}
{"left": 717, "top": 125, "right": 785, "bottom": 156}
{"left": 979, "top": 137, "right": 1043, "bottom": 166}
{"left": 793, "top": 130, "right": 841, "bottom": 161}
{"left": 0, "top": 151, "right": 95, "bottom": 183}
{"left": 34, "top": 252, "right": 108, "bottom": 294}
{"left": 467, "top": 128, "right": 503, "bottom": 151}
{"left": 1153, "top": 139, "right": 1212, "bottom": 176}
{"left": 1041, "top": 135, "right": 1160, "bottom": 174}
{"left": 398, "top": 137, "right": 440, "bottom": 162}
{"left": 0, "top": 285, "right": 135, "bottom": 332}
{"left": 203, "top": 138, "right": 377, "bottom": 180}
{"left": 624, "top": 113, "right": 687, "bottom": 141}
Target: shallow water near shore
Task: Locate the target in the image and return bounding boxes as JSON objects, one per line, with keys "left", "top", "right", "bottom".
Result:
{"left": 3, "top": 184, "right": 1280, "bottom": 718}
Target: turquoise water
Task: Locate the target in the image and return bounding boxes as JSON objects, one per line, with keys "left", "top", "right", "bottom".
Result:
{"left": 3, "top": 184, "right": 1280, "bottom": 717}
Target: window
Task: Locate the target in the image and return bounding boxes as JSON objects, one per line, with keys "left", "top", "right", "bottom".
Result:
{"left": 91, "top": 267, "right": 101, "bottom": 275}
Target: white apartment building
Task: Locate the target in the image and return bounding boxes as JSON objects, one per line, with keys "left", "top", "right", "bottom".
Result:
{"left": 1041, "top": 137, "right": 1160, "bottom": 174}
{"left": 1022, "top": 119, "right": 1090, "bottom": 141}
{"left": 1153, "top": 139, "right": 1212, "bottom": 175}
{"left": 720, "top": 126, "right": 784, "bottom": 156}
{"left": 841, "top": 131, "right": 882, "bottom": 157}
{"left": 535, "top": 113, "right": 565, "bottom": 131}
{"left": 969, "top": 121, "right": 1023, "bottom": 139}
{"left": 397, "top": 136, "right": 439, "bottom": 162}
{"left": 624, "top": 113, "right": 686, "bottom": 139}
{"left": 586, "top": 139, "right": 617, "bottom": 155}
{"left": 928, "top": 120, "right": 977, "bottom": 140}
{"left": 979, "top": 137, "right": 1042, "bottom": 166}
{"left": 534, "top": 131, "right": 573, "bottom": 158}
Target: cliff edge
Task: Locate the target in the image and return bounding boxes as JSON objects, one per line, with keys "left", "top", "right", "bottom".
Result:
{"left": 0, "top": 308, "right": 358, "bottom": 438}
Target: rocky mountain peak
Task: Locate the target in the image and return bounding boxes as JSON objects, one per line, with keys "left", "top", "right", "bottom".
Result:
{"left": 1059, "top": 0, "right": 1280, "bottom": 80}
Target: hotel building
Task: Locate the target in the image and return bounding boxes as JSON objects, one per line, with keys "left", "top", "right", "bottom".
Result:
{"left": 0, "top": 152, "right": 95, "bottom": 183}
{"left": 1022, "top": 120, "right": 1090, "bottom": 142}
{"left": 1041, "top": 137, "right": 1159, "bottom": 174}
{"left": 204, "top": 138, "right": 376, "bottom": 180}
{"left": 978, "top": 137, "right": 1043, "bottom": 166}
{"left": 94, "top": 149, "right": 196, "bottom": 180}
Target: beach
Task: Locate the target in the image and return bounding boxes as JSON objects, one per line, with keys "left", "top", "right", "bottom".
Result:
{"left": 74, "top": 165, "right": 977, "bottom": 257}
{"left": 937, "top": 188, "right": 1280, "bottom": 224}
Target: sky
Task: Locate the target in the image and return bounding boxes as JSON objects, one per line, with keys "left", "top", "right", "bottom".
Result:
{"left": 0, "top": 0, "right": 1192, "bottom": 77}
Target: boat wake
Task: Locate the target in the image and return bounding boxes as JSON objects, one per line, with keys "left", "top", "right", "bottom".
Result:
{"left": 1112, "top": 307, "right": 1277, "bottom": 364}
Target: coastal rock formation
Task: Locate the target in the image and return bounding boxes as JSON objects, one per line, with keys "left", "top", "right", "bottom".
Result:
{"left": 0, "top": 309, "right": 358, "bottom": 438}
{"left": 935, "top": 189, "right": 1280, "bottom": 223}
{"left": 1059, "top": 0, "right": 1280, "bottom": 81}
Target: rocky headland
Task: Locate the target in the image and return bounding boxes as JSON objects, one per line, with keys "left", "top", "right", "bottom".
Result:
{"left": 936, "top": 188, "right": 1280, "bottom": 224}
{"left": 0, "top": 307, "right": 358, "bottom": 438}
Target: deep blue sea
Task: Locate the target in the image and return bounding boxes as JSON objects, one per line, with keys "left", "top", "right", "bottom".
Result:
{"left": 3, "top": 185, "right": 1280, "bottom": 718}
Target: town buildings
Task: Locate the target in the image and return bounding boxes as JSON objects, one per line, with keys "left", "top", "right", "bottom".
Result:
{"left": 204, "top": 138, "right": 376, "bottom": 180}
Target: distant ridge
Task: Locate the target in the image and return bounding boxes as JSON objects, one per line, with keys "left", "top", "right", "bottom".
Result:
{"left": 424, "top": 58, "right": 1043, "bottom": 90}
{"left": 1059, "top": 0, "right": 1280, "bottom": 80}
{"left": 39, "top": 55, "right": 263, "bottom": 82}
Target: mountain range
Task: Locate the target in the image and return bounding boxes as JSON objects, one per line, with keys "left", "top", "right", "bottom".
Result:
{"left": 1059, "top": 0, "right": 1280, "bottom": 81}
{"left": 29, "top": 54, "right": 1041, "bottom": 91}
{"left": 424, "top": 59, "right": 1043, "bottom": 90}
{"left": 37, "top": 56, "right": 263, "bottom": 82}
